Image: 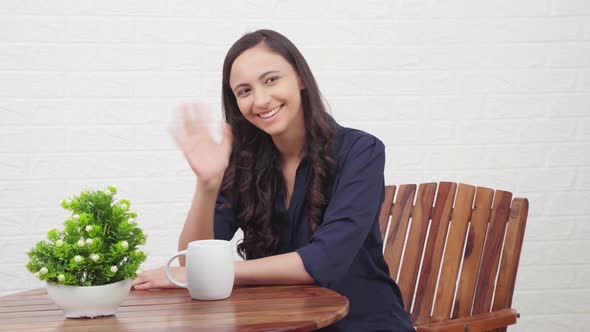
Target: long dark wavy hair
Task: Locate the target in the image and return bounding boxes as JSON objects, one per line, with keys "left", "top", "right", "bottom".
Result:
{"left": 220, "top": 29, "right": 336, "bottom": 260}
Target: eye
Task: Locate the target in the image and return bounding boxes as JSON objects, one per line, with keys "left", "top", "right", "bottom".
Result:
{"left": 265, "top": 76, "right": 280, "bottom": 84}
{"left": 236, "top": 88, "right": 251, "bottom": 98}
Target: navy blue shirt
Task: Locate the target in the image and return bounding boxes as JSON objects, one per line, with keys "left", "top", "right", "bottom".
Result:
{"left": 214, "top": 124, "right": 415, "bottom": 332}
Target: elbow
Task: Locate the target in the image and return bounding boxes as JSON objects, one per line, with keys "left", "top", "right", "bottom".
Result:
{"left": 297, "top": 247, "right": 351, "bottom": 287}
{"left": 308, "top": 263, "right": 349, "bottom": 287}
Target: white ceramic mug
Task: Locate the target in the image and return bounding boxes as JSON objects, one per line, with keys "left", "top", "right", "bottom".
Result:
{"left": 165, "top": 239, "right": 234, "bottom": 300}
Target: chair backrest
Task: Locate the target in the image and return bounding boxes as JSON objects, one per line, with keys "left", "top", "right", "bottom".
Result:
{"left": 379, "top": 182, "right": 528, "bottom": 328}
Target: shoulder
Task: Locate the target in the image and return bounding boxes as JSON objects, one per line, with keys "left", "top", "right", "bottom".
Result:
{"left": 333, "top": 124, "right": 385, "bottom": 161}
{"left": 326, "top": 124, "right": 386, "bottom": 193}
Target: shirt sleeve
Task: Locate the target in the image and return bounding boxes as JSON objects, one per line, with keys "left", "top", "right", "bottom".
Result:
{"left": 296, "top": 134, "right": 385, "bottom": 286}
{"left": 213, "top": 193, "right": 238, "bottom": 241}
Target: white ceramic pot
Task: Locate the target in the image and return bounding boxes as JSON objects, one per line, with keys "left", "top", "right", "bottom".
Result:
{"left": 46, "top": 279, "right": 132, "bottom": 318}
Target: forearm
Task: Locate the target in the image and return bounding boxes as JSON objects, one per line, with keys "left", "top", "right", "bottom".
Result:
{"left": 178, "top": 180, "right": 219, "bottom": 265}
{"left": 234, "top": 252, "right": 315, "bottom": 286}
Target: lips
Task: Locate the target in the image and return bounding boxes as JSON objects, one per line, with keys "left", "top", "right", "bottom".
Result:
{"left": 258, "top": 105, "right": 282, "bottom": 119}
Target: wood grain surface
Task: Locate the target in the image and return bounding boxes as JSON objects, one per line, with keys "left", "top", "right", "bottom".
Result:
{"left": 380, "top": 182, "right": 527, "bottom": 331}
{"left": 0, "top": 285, "right": 349, "bottom": 332}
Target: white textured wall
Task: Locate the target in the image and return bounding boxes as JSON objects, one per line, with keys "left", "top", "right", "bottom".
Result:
{"left": 1, "top": 1, "right": 589, "bottom": 331}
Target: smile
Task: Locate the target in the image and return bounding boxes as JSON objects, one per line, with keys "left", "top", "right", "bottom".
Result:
{"left": 259, "top": 105, "right": 282, "bottom": 119}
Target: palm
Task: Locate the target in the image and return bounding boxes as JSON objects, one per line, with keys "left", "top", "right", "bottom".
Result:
{"left": 182, "top": 127, "right": 230, "bottom": 179}
{"left": 170, "top": 103, "right": 233, "bottom": 185}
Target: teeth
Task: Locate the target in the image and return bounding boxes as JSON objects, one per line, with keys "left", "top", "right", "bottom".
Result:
{"left": 259, "top": 105, "right": 281, "bottom": 119}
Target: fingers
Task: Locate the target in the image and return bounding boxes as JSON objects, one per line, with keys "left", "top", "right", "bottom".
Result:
{"left": 133, "top": 280, "right": 170, "bottom": 290}
{"left": 132, "top": 270, "right": 151, "bottom": 288}
{"left": 132, "top": 274, "right": 163, "bottom": 290}
{"left": 169, "top": 102, "right": 212, "bottom": 148}
{"left": 132, "top": 281, "right": 152, "bottom": 290}
{"left": 169, "top": 104, "right": 189, "bottom": 149}
{"left": 132, "top": 270, "right": 147, "bottom": 285}
{"left": 133, "top": 279, "right": 179, "bottom": 290}
{"left": 131, "top": 278, "right": 142, "bottom": 287}
{"left": 131, "top": 267, "right": 181, "bottom": 290}
{"left": 132, "top": 268, "right": 159, "bottom": 289}
{"left": 182, "top": 102, "right": 209, "bottom": 134}
{"left": 181, "top": 103, "right": 194, "bottom": 136}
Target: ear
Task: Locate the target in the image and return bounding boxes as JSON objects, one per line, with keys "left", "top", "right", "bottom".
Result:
{"left": 297, "top": 75, "right": 305, "bottom": 90}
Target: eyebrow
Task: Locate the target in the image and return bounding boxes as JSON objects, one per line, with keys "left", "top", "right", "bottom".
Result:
{"left": 232, "top": 70, "right": 280, "bottom": 92}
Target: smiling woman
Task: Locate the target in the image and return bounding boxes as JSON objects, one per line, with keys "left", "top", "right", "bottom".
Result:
{"left": 229, "top": 46, "right": 305, "bottom": 139}
{"left": 133, "top": 29, "right": 415, "bottom": 332}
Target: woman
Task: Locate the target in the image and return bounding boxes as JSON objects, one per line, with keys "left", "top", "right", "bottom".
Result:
{"left": 133, "top": 29, "right": 415, "bottom": 332}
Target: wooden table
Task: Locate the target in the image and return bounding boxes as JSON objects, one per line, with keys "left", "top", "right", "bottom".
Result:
{"left": 0, "top": 285, "right": 349, "bottom": 331}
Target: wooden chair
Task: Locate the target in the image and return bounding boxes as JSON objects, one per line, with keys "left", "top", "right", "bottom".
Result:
{"left": 379, "top": 182, "right": 528, "bottom": 332}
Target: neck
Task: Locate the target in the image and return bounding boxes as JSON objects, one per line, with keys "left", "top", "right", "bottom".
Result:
{"left": 272, "top": 127, "right": 305, "bottom": 164}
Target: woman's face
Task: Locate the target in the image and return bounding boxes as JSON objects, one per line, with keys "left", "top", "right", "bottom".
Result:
{"left": 229, "top": 44, "right": 305, "bottom": 138}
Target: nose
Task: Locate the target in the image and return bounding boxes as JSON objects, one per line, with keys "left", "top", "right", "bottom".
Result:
{"left": 253, "top": 88, "right": 271, "bottom": 109}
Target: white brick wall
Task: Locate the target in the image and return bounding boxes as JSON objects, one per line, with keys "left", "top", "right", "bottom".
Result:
{"left": 1, "top": 1, "right": 589, "bottom": 331}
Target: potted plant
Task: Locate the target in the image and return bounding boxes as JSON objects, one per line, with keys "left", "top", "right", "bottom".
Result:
{"left": 26, "top": 186, "right": 147, "bottom": 318}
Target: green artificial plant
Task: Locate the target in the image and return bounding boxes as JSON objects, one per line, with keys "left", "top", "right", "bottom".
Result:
{"left": 26, "top": 186, "right": 147, "bottom": 286}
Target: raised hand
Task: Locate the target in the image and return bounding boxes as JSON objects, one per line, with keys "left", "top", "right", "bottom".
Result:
{"left": 170, "top": 102, "right": 233, "bottom": 190}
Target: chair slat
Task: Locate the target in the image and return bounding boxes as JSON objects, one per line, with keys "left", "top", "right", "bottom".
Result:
{"left": 381, "top": 182, "right": 527, "bottom": 331}
{"left": 379, "top": 185, "right": 397, "bottom": 241}
{"left": 472, "top": 190, "right": 513, "bottom": 315}
{"left": 488, "top": 198, "right": 529, "bottom": 332}
{"left": 492, "top": 198, "right": 529, "bottom": 311}
{"left": 397, "top": 182, "right": 437, "bottom": 313}
{"left": 451, "top": 186, "right": 494, "bottom": 319}
{"left": 431, "top": 183, "right": 476, "bottom": 322}
{"left": 383, "top": 184, "right": 416, "bottom": 280}
{"left": 412, "top": 182, "right": 457, "bottom": 325}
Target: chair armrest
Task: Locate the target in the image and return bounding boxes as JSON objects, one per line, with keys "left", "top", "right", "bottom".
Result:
{"left": 416, "top": 308, "right": 518, "bottom": 332}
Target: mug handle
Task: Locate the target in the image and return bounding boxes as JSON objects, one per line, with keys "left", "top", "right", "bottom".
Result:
{"left": 164, "top": 250, "right": 187, "bottom": 288}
